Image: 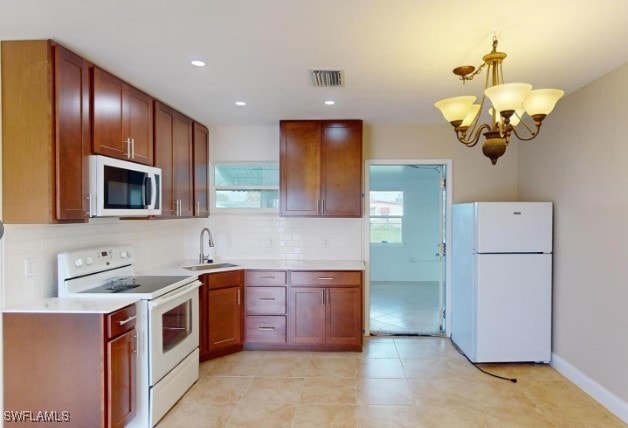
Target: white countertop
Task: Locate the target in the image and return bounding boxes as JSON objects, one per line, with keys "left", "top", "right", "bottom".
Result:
{"left": 159, "top": 259, "right": 366, "bottom": 276}
{"left": 4, "top": 259, "right": 365, "bottom": 313}
{"left": 3, "top": 296, "right": 140, "bottom": 314}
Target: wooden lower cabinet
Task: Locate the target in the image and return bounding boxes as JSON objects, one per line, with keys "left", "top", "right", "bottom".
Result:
{"left": 288, "top": 286, "right": 362, "bottom": 349}
{"left": 244, "top": 270, "right": 288, "bottom": 348}
{"left": 288, "top": 287, "right": 326, "bottom": 345}
{"left": 3, "top": 304, "right": 137, "bottom": 427}
{"left": 107, "top": 329, "right": 137, "bottom": 427}
{"left": 200, "top": 270, "right": 244, "bottom": 361}
{"left": 245, "top": 269, "right": 363, "bottom": 351}
{"left": 245, "top": 315, "right": 287, "bottom": 344}
{"left": 326, "top": 287, "right": 363, "bottom": 346}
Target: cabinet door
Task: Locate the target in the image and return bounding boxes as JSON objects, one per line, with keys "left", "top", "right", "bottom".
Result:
{"left": 199, "top": 276, "right": 210, "bottom": 355}
{"left": 154, "top": 101, "right": 193, "bottom": 217}
{"left": 107, "top": 328, "right": 137, "bottom": 428}
{"left": 92, "top": 67, "right": 126, "bottom": 159}
{"left": 193, "top": 122, "right": 210, "bottom": 217}
{"left": 54, "top": 44, "right": 91, "bottom": 221}
{"left": 280, "top": 121, "right": 321, "bottom": 216}
{"left": 154, "top": 101, "right": 176, "bottom": 216}
{"left": 173, "top": 113, "right": 193, "bottom": 217}
{"left": 124, "top": 85, "right": 153, "bottom": 165}
{"left": 92, "top": 67, "right": 153, "bottom": 165}
{"left": 321, "top": 121, "right": 363, "bottom": 217}
{"left": 326, "top": 287, "right": 362, "bottom": 346}
{"left": 208, "top": 286, "right": 242, "bottom": 351}
{"left": 288, "top": 287, "right": 326, "bottom": 345}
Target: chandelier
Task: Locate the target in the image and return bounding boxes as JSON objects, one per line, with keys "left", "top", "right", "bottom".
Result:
{"left": 434, "top": 37, "right": 564, "bottom": 165}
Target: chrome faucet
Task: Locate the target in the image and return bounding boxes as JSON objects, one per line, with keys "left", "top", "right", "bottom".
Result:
{"left": 199, "top": 227, "right": 215, "bottom": 264}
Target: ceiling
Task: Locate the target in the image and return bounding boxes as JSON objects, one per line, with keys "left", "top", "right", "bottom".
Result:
{"left": 1, "top": 0, "right": 628, "bottom": 126}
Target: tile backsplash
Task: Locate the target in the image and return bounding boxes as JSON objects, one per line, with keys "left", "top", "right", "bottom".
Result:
{"left": 2, "top": 214, "right": 364, "bottom": 307}
{"left": 206, "top": 214, "right": 363, "bottom": 261}
{"left": 2, "top": 218, "right": 195, "bottom": 307}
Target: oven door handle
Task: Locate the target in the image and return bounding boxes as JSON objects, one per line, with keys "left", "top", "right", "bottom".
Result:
{"left": 150, "top": 280, "right": 201, "bottom": 309}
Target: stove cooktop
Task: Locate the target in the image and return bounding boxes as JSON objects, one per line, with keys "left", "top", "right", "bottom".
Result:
{"left": 80, "top": 275, "right": 192, "bottom": 294}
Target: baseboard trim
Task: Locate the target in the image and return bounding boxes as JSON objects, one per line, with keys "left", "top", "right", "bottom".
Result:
{"left": 551, "top": 352, "right": 628, "bottom": 424}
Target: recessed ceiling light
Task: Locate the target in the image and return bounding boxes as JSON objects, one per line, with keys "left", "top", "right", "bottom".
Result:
{"left": 324, "top": 100, "right": 335, "bottom": 105}
{"left": 190, "top": 60, "right": 206, "bottom": 67}
{"left": 235, "top": 101, "right": 247, "bottom": 106}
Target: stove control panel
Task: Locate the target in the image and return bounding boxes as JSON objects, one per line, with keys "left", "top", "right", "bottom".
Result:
{"left": 58, "top": 245, "right": 136, "bottom": 282}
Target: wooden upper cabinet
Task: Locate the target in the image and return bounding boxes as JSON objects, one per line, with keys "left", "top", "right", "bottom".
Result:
{"left": 192, "top": 122, "right": 210, "bottom": 217}
{"left": 280, "top": 121, "right": 321, "bottom": 216}
{"left": 55, "top": 45, "right": 92, "bottom": 221}
{"left": 1, "top": 40, "right": 90, "bottom": 223}
{"left": 154, "top": 101, "right": 193, "bottom": 218}
{"left": 321, "top": 122, "right": 363, "bottom": 217}
{"left": 280, "top": 120, "right": 362, "bottom": 218}
{"left": 92, "top": 66, "right": 154, "bottom": 165}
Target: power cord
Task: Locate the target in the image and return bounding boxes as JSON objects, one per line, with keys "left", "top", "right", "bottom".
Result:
{"left": 450, "top": 337, "right": 517, "bottom": 383}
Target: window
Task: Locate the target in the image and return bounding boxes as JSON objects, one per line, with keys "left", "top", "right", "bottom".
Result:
{"left": 214, "top": 163, "right": 279, "bottom": 210}
{"left": 370, "top": 191, "right": 403, "bottom": 244}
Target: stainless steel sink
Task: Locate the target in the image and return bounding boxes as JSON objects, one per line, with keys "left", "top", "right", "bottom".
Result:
{"left": 182, "top": 262, "right": 239, "bottom": 271}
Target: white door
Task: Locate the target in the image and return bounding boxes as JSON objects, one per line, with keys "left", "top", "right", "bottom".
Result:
{"left": 474, "top": 253, "right": 552, "bottom": 362}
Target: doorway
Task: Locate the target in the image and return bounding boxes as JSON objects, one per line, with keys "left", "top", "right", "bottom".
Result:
{"left": 367, "top": 161, "right": 450, "bottom": 336}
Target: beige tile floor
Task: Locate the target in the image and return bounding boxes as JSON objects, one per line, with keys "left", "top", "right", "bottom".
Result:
{"left": 157, "top": 337, "right": 626, "bottom": 427}
{"left": 370, "top": 282, "right": 442, "bottom": 334}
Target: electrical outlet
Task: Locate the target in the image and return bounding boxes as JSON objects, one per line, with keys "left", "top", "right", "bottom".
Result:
{"left": 24, "top": 258, "right": 34, "bottom": 278}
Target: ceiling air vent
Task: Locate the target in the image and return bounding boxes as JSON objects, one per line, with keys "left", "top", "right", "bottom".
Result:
{"left": 311, "top": 69, "right": 344, "bottom": 87}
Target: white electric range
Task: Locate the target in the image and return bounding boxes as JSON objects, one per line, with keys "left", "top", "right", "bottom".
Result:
{"left": 57, "top": 245, "right": 201, "bottom": 427}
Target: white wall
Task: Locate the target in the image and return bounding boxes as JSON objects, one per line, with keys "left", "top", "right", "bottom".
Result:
{"left": 518, "top": 63, "right": 628, "bottom": 414}
{"left": 364, "top": 123, "right": 519, "bottom": 203}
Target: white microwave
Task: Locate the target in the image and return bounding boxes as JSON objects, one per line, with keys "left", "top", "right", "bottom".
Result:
{"left": 88, "top": 155, "right": 162, "bottom": 217}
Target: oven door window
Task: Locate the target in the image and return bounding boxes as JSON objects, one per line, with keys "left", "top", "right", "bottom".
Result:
{"left": 162, "top": 300, "right": 192, "bottom": 352}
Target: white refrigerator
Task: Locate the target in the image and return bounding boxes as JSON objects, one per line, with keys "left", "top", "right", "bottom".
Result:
{"left": 451, "top": 202, "right": 553, "bottom": 363}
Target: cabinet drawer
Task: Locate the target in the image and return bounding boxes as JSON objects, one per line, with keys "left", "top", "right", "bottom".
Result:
{"left": 207, "top": 269, "right": 243, "bottom": 290}
{"left": 245, "top": 316, "right": 286, "bottom": 343}
{"left": 290, "top": 271, "right": 362, "bottom": 286}
{"left": 245, "top": 270, "right": 287, "bottom": 286}
{"left": 246, "top": 287, "right": 286, "bottom": 315}
{"left": 106, "top": 304, "right": 136, "bottom": 339}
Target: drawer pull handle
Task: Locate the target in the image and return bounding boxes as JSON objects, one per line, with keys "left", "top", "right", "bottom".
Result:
{"left": 318, "top": 277, "right": 334, "bottom": 280}
{"left": 258, "top": 276, "right": 276, "bottom": 279}
{"left": 118, "top": 315, "right": 137, "bottom": 326}
{"left": 259, "top": 297, "right": 276, "bottom": 301}
{"left": 258, "top": 326, "right": 275, "bottom": 331}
